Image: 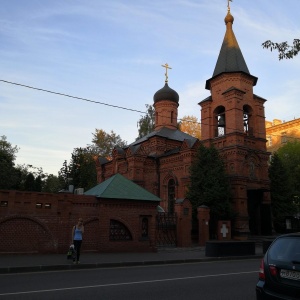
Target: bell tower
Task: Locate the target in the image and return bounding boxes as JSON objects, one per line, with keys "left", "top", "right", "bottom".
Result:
{"left": 199, "top": 4, "right": 272, "bottom": 237}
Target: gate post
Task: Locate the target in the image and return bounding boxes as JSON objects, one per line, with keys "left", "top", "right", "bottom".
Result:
{"left": 175, "top": 198, "right": 192, "bottom": 247}
{"left": 197, "top": 205, "right": 210, "bottom": 246}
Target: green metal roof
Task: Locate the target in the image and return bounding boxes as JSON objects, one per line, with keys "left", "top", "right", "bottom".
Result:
{"left": 84, "top": 173, "right": 161, "bottom": 202}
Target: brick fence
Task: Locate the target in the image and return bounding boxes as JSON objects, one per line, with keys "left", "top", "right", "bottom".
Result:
{"left": 0, "top": 190, "right": 159, "bottom": 254}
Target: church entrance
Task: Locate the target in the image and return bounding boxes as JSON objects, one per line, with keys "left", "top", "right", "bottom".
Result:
{"left": 155, "top": 212, "right": 177, "bottom": 247}
{"left": 247, "top": 190, "right": 272, "bottom": 235}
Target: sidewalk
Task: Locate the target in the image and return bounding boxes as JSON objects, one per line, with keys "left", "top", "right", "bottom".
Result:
{"left": 0, "top": 245, "right": 264, "bottom": 274}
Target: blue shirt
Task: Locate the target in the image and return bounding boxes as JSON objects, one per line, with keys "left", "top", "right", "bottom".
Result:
{"left": 73, "top": 226, "right": 83, "bottom": 241}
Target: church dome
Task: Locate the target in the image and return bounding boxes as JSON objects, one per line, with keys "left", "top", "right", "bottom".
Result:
{"left": 224, "top": 12, "right": 234, "bottom": 24}
{"left": 153, "top": 83, "right": 179, "bottom": 103}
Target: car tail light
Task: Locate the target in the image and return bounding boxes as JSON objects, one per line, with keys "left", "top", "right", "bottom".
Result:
{"left": 269, "top": 265, "right": 278, "bottom": 277}
{"left": 259, "top": 258, "right": 265, "bottom": 280}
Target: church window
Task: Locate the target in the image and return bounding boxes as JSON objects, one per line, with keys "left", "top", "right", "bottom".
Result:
{"left": 168, "top": 179, "right": 176, "bottom": 214}
{"left": 215, "top": 106, "right": 226, "bottom": 137}
{"left": 141, "top": 217, "right": 149, "bottom": 238}
{"left": 171, "top": 111, "right": 174, "bottom": 124}
{"left": 109, "top": 219, "right": 132, "bottom": 241}
{"left": 243, "top": 111, "right": 249, "bottom": 133}
{"left": 249, "top": 161, "right": 255, "bottom": 179}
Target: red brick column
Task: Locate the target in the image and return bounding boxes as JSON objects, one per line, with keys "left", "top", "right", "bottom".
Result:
{"left": 175, "top": 199, "right": 192, "bottom": 247}
{"left": 197, "top": 205, "right": 210, "bottom": 246}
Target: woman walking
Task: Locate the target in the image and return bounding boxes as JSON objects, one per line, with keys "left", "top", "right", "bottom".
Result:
{"left": 71, "top": 218, "right": 84, "bottom": 264}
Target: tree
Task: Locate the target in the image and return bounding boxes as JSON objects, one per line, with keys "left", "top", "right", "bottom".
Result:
{"left": 90, "top": 129, "right": 127, "bottom": 158}
{"left": 68, "top": 147, "right": 97, "bottom": 191}
{"left": 35, "top": 175, "right": 43, "bottom": 192}
{"left": 178, "top": 115, "right": 201, "bottom": 139}
{"left": 136, "top": 104, "right": 155, "bottom": 140}
{"left": 268, "top": 153, "right": 295, "bottom": 232}
{"left": 187, "top": 143, "right": 233, "bottom": 237}
{"left": 58, "top": 160, "right": 72, "bottom": 191}
{"left": 59, "top": 147, "right": 98, "bottom": 192}
{"left": 262, "top": 39, "right": 300, "bottom": 60}
{"left": 276, "top": 141, "right": 300, "bottom": 198}
{"left": 59, "top": 129, "right": 127, "bottom": 192}
{"left": 0, "top": 136, "right": 20, "bottom": 189}
{"left": 13, "top": 164, "right": 47, "bottom": 192}
{"left": 42, "top": 174, "right": 63, "bottom": 193}
{"left": 0, "top": 136, "right": 58, "bottom": 192}
{"left": 24, "top": 173, "right": 36, "bottom": 191}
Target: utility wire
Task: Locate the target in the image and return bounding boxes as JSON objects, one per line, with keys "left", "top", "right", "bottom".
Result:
{"left": 0, "top": 79, "right": 145, "bottom": 114}
{"left": 0, "top": 79, "right": 202, "bottom": 123}
{"left": 1, "top": 79, "right": 299, "bottom": 140}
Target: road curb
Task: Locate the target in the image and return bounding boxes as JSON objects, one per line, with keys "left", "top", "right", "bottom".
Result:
{"left": 0, "top": 254, "right": 263, "bottom": 274}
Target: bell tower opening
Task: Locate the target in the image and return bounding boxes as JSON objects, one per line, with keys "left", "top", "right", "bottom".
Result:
{"left": 243, "top": 105, "right": 253, "bottom": 136}
{"left": 214, "top": 106, "right": 226, "bottom": 137}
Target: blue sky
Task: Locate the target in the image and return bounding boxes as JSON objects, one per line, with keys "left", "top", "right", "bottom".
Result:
{"left": 0, "top": 0, "right": 299, "bottom": 176}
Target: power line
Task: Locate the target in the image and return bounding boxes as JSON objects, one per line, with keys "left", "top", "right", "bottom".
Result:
{"left": 0, "top": 79, "right": 203, "bottom": 123}
{"left": 1, "top": 79, "right": 299, "bottom": 140}
{"left": 0, "top": 79, "right": 145, "bottom": 114}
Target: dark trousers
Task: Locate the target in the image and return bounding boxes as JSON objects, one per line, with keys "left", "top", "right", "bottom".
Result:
{"left": 73, "top": 240, "right": 82, "bottom": 261}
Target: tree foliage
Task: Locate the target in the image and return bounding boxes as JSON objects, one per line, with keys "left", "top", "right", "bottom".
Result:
{"left": 0, "top": 135, "right": 20, "bottom": 189}
{"left": 262, "top": 39, "right": 300, "bottom": 60}
{"left": 90, "top": 129, "right": 127, "bottom": 158}
{"left": 187, "top": 143, "right": 233, "bottom": 222}
{"left": 136, "top": 104, "right": 155, "bottom": 140}
{"left": 58, "top": 160, "right": 70, "bottom": 190}
{"left": 68, "top": 147, "right": 97, "bottom": 191}
{"left": 268, "top": 153, "right": 296, "bottom": 232}
{"left": 42, "top": 174, "right": 62, "bottom": 193}
{"left": 179, "top": 115, "right": 201, "bottom": 139}
{"left": 24, "top": 173, "right": 36, "bottom": 191}
{"left": 0, "top": 136, "right": 67, "bottom": 193}
{"left": 59, "top": 128, "right": 127, "bottom": 192}
{"left": 276, "top": 141, "right": 300, "bottom": 198}
{"left": 14, "top": 164, "right": 49, "bottom": 192}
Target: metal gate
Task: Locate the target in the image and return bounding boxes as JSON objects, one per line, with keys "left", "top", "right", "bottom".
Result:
{"left": 156, "top": 212, "right": 177, "bottom": 247}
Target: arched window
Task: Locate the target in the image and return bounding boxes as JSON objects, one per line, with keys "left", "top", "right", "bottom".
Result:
{"left": 168, "top": 179, "right": 176, "bottom": 214}
{"left": 109, "top": 219, "right": 132, "bottom": 240}
{"left": 141, "top": 217, "right": 149, "bottom": 238}
{"left": 171, "top": 111, "right": 174, "bottom": 124}
{"left": 249, "top": 161, "right": 255, "bottom": 179}
{"left": 214, "top": 106, "right": 226, "bottom": 137}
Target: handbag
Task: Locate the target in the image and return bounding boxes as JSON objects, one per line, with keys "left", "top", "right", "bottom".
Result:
{"left": 67, "top": 244, "right": 75, "bottom": 260}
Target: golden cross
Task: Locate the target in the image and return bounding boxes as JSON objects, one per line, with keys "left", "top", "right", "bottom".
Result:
{"left": 227, "top": 0, "right": 232, "bottom": 12}
{"left": 161, "top": 63, "right": 172, "bottom": 83}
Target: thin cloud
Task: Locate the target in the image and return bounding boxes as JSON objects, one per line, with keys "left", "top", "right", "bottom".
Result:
{"left": 1, "top": 0, "right": 299, "bottom": 175}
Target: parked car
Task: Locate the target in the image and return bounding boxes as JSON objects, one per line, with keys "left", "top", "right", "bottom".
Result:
{"left": 256, "top": 233, "right": 300, "bottom": 299}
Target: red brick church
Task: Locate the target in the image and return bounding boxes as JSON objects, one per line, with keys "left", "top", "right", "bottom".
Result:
{"left": 96, "top": 6, "right": 272, "bottom": 237}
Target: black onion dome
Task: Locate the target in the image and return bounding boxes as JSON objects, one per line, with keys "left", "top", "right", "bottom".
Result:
{"left": 153, "top": 83, "right": 179, "bottom": 103}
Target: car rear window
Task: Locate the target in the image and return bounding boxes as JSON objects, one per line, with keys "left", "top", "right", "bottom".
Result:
{"left": 268, "top": 236, "right": 300, "bottom": 263}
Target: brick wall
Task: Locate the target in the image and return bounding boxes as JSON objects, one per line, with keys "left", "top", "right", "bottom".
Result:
{"left": 0, "top": 190, "right": 158, "bottom": 254}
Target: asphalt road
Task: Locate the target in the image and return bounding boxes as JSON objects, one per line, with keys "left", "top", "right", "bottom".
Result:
{"left": 0, "top": 258, "right": 260, "bottom": 300}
